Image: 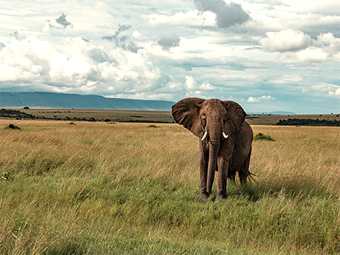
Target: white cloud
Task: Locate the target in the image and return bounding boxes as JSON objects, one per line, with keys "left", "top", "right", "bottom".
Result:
{"left": 329, "top": 88, "right": 340, "bottom": 97}
{"left": 334, "top": 53, "right": 340, "bottom": 62}
{"left": 280, "top": 0, "right": 340, "bottom": 15}
{"left": 185, "top": 76, "right": 198, "bottom": 90}
{"left": 247, "top": 95, "right": 276, "bottom": 103}
{"left": 185, "top": 76, "right": 214, "bottom": 92}
{"left": 296, "top": 47, "right": 328, "bottom": 62}
{"left": 272, "top": 75, "right": 303, "bottom": 84}
{"left": 0, "top": 36, "right": 170, "bottom": 95}
{"left": 307, "top": 83, "right": 340, "bottom": 97}
{"left": 200, "top": 81, "right": 214, "bottom": 91}
{"left": 314, "top": 33, "right": 340, "bottom": 54}
{"left": 247, "top": 97, "right": 258, "bottom": 102}
{"left": 260, "top": 30, "right": 311, "bottom": 52}
{"left": 144, "top": 10, "right": 215, "bottom": 27}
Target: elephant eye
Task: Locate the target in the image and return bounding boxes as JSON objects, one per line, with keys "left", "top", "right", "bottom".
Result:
{"left": 201, "top": 113, "right": 206, "bottom": 127}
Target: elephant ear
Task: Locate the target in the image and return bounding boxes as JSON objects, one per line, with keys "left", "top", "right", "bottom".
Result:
{"left": 223, "top": 100, "right": 246, "bottom": 135}
{"left": 172, "top": 98, "right": 205, "bottom": 137}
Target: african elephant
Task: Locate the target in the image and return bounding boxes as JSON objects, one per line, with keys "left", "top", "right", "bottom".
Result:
{"left": 172, "top": 98, "right": 253, "bottom": 200}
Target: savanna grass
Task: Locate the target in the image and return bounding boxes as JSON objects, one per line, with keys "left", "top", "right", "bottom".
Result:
{"left": 0, "top": 120, "right": 339, "bottom": 254}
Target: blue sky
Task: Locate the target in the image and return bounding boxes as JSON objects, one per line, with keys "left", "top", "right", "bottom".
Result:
{"left": 0, "top": 0, "right": 339, "bottom": 113}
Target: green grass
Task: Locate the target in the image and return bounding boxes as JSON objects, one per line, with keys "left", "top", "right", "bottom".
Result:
{"left": 0, "top": 121, "right": 339, "bottom": 254}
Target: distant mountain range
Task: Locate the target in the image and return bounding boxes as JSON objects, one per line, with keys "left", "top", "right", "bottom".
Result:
{"left": 0, "top": 92, "right": 174, "bottom": 111}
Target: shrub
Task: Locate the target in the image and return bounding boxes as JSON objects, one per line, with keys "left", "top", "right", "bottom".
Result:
{"left": 6, "top": 124, "right": 21, "bottom": 130}
{"left": 254, "top": 133, "right": 274, "bottom": 141}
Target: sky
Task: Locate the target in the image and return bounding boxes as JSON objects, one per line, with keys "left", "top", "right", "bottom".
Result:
{"left": 0, "top": 0, "right": 340, "bottom": 113}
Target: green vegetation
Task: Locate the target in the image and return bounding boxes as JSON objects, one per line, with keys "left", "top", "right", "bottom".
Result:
{"left": 0, "top": 121, "right": 339, "bottom": 254}
{"left": 254, "top": 133, "right": 274, "bottom": 141}
{"left": 277, "top": 118, "right": 340, "bottom": 126}
{"left": 4, "top": 124, "right": 21, "bottom": 130}
{"left": 0, "top": 109, "right": 34, "bottom": 120}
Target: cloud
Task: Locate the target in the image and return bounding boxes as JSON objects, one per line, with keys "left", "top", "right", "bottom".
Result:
{"left": 185, "top": 76, "right": 214, "bottom": 92}
{"left": 260, "top": 30, "right": 312, "bottom": 52}
{"left": 306, "top": 83, "right": 340, "bottom": 97}
{"left": 144, "top": 10, "right": 215, "bottom": 27}
{"left": 0, "top": 0, "right": 340, "bottom": 113}
{"left": 10, "top": 31, "right": 19, "bottom": 39}
{"left": 247, "top": 95, "right": 276, "bottom": 103}
{"left": 329, "top": 88, "right": 340, "bottom": 97}
{"left": 102, "top": 25, "right": 142, "bottom": 53}
{"left": 272, "top": 75, "right": 303, "bottom": 84}
{"left": 56, "top": 13, "right": 72, "bottom": 28}
{"left": 296, "top": 47, "right": 328, "bottom": 62}
{"left": 102, "top": 24, "right": 131, "bottom": 42}
{"left": 200, "top": 81, "right": 214, "bottom": 91}
{"left": 185, "top": 76, "right": 198, "bottom": 90}
{"left": 157, "top": 34, "right": 180, "bottom": 50}
{"left": 279, "top": 0, "right": 340, "bottom": 15}
{"left": 334, "top": 53, "right": 340, "bottom": 62}
{"left": 0, "top": 36, "right": 169, "bottom": 95}
{"left": 314, "top": 33, "right": 340, "bottom": 54}
{"left": 47, "top": 13, "right": 73, "bottom": 30}
{"left": 193, "top": 0, "right": 250, "bottom": 28}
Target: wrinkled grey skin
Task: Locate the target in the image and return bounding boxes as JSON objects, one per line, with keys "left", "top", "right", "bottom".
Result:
{"left": 172, "top": 98, "right": 253, "bottom": 200}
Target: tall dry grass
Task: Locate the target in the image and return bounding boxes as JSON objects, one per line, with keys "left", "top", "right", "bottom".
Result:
{"left": 0, "top": 120, "right": 339, "bottom": 254}
{"left": 251, "top": 125, "right": 340, "bottom": 197}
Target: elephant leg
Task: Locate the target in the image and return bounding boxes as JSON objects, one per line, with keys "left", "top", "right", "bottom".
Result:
{"left": 217, "top": 157, "right": 228, "bottom": 199}
{"left": 239, "top": 153, "right": 251, "bottom": 185}
{"left": 228, "top": 170, "right": 236, "bottom": 182}
{"left": 199, "top": 147, "right": 209, "bottom": 199}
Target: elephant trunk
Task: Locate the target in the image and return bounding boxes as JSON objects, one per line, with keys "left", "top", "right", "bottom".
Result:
{"left": 206, "top": 139, "right": 220, "bottom": 194}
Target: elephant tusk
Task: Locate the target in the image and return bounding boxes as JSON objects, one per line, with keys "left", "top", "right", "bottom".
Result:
{"left": 222, "top": 132, "right": 229, "bottom": 139}
{"left": 201, "top": 131, "right": 208, "bottom": 141}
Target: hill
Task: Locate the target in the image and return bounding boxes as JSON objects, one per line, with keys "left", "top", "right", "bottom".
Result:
{"left": 0, "top": 92, "right": 174, "bottom": 111}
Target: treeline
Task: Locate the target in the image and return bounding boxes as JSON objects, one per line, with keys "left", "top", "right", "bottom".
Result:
{"left": 0, "top": 109, "right": 34, "bottom": 119}
{"left": 0, "top": 109, "right": 171, "bottom": 123}
{"left": 276, "top": 118, "right": 340, "bottom": 126}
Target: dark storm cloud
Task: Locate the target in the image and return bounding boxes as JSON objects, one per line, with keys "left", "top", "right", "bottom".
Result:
{"left": 126, "top": 41, "right": 140, "bottom": 53}
{"left": 56, "top": 14, "right": 72, "bottom": 28}
{"left": 48, "top": 14, "right": 73, "bottom": 29}
{"left": 193, "top": 0, "right": 250, "bottom": 28}
{"left": 102, "top": 24, "right": 141, "bottom": 53}
{"left": 102, "top": 24, "right": 131, "bottom": 42}
{"left": 158, "top": 34, "right": 180, "bottom": 50}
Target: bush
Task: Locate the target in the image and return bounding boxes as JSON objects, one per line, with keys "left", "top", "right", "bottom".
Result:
{"left": 6, "top": 124, "right": 21, "bottom": 130}
{"left": 276, "top": 118, "right": 340, "bottom": 126}
{"left": 254, "top": 133, "right": 274, "bottom": 141}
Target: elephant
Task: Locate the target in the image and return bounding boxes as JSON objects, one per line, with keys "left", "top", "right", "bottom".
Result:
{"left": 172, "top": 98, "right": 253, "bottom": 200}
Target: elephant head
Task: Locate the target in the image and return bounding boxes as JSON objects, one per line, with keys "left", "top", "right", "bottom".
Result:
{"left": 172, "top": 98, "right": 247, "bottom": 198}
{"left": 172, "top": 97, "right": 246, "bottom": 142}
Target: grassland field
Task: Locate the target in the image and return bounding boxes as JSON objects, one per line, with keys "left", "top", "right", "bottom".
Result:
{"left": 0, "top": 119, "right": 339, "bottom": 254}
